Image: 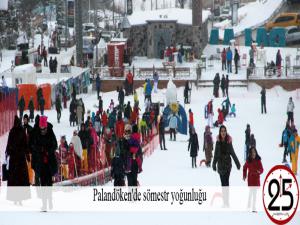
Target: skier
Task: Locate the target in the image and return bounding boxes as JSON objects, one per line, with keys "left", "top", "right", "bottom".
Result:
{"left": 203, "top": 126, "right": 213, "bottom": 167}
{"left": 188, "top": 128, "right": 199, "bottom": 168}
{"left": 287, "top": 97, "right": 295, "bottom": 126}
{"left": 95, "top": 73, "right": 101, "bottom": 100}
{"left": 220, "top": 75, "right": 226, "bottom": 97}
{"left": 260, "top": 86, "right": 267, "bottom": 114}
{"left": 159, "top": 116, "right": 167, "bottom": 150}
{"left": 221, "top": 48, "right": 227, "bottom": 71}
{"left": 55, "top": 95, "right": 62, "bottom": 123}
{"left": 234, "top": 48, "right": 240, "bottom": 74}
{"left": 245, "top": 124, "right": 251, "bottom": 160}
{"left": 169, "top": 113, "right": 178, "bottom": 141}
{"left": 280, "top": 123, "right": 292, "bottom": 163}
{"left": 226, "top": 47, "right": 233, "bottom": 73}
{"left": 288, "top": 128, "right": 299, "bottom": 175}
{"left": 243, "top": 147, "right": 264, "bottom": 212}
{"left": 212, "top": 125, "right": 241, "bottom": 207}
{"left": 18, "top": 95, "right": 25, "bottom": 119}
{"left": 213, "top": 73, "right": 220, "bottom": 98}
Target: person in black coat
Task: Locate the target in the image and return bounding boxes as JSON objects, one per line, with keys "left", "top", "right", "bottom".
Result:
{"left": 118, "top": 87, "right": 125, "bottom": 109}
{"left": 188, "top": 128, "right": 199, "bottom": 168}
{"left": 98, "top": 96, "right": 103, "bottom": 115}
{"left": 220, "top": 74, "right": 226, "bottom": 97}
{"left": 225, "top": 75, "right": 229, "bottom": 97}
{"left": 6, "top": 116, "right": 31, "bottom": 203}
{"left": 39, "top": 95, "right": 45, "bottom": 116}
{"left": 28, "top": 96, "right": 35, "bottom": 122}
{"left": 212, "top": 125, "right": 240, "bottom": 186}
{"left": 55, "top": 95, "right": 62, "bottom": 123}
{"left": 69, "top": 98, "right": 77, "bottom": 126}
{"left": 18, "top": 95, "right": 25, "bottom": 119}
{"left": 260, "top": 86, "right": 266, "bottom": 114}
{"left": 213, "top": 73, "right": 220, "bottom": 98}
{"left": 184, "top": 81, "right": 191, "bottom": 104}
{"left": 234, "top": 48, "right": 240, "bottom": 74}
{"left": 159, "top": 116, "right": 167, "bottom": 150}
{"left": 124, "top": 101, "right": 132, "bottom": 121}
{"left": 31, "top": 116, "right": 58, "bottom": 211}
{"left": 245, "top": 124, "right": 251, "bottom": 159}
{"left": 111, "top": 147, "right": 125, "bottom": 186}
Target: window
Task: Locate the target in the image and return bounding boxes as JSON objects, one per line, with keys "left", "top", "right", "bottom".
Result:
{"left": 288, "top": 28, "right": 298, "bottom": 34}
{"left": 275, "top": 16, "right": 295, "bottom": 23}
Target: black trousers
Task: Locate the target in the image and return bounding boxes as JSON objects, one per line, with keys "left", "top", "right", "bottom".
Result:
{"left": 261, "top": 100, "right": 267, "bottom": 114}
{"left": 57, "top": 111, "right": 61, "bottom": 122}
{"left": 220, "top": 172, "right": 230, "bottom": 186}
{"left": 170, "top": 128, "right": 176, "bottom": 141}
{"left": 114, "top": 175, "right": 125, "bottom": 186}
{"left": 159, "top": 133, "right": 166, "bottom": 149}
{"left": 192, "top": 157, "right": 197, "bottom": 168}
{"left": 127, "top": 172, "right": 138, "bottom": 186}
{"left": 287, "top": 112, "right": 294, "bottom": 124}
{"left": 234, "top": 60, "right": 238, "bottom": 74}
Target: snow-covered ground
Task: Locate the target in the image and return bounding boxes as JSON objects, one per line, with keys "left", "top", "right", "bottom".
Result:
{"left": 1, "top": 82, "right": 300, "bottom": 224}
{"left": 214, "top": 0, "right": 285, "bottom": 38}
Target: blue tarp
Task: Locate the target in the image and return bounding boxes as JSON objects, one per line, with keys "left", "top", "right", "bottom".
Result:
{"left": 209, "top": 29, "right": 219, "bottom": 45}
{"left": 223, "top": 29, "right": 234, "bottom": 45}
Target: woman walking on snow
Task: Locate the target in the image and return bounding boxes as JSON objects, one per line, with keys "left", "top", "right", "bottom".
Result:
{"left": 243, "top": 147, "right": 263, "bottom": 212}
{"left": 188, "top": 128, "right": 199, "bottom": 168}
{"left": 212, "top": 125, "right": 240, "bottom": 207}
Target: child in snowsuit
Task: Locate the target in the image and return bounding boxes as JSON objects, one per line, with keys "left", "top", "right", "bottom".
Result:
{"left": 214, "top": 109, "right": 224, "bottom": 127}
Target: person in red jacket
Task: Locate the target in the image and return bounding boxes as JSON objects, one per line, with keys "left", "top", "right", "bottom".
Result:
{"left": 221, "top": 48, "right": 227, "bottom": 71}
{"left": 243, "top": 147, "right": 264, "bottom": 212}
{"left": 126, "top": 70, "right": 134, "bottom": 95}
{"left": 101, "top": 111, "right": 108, "bottom": 136}
{"left": 115, "top": 115, "right": 125, "bottom": 140}
{"left": 214, "top": 109, "right": 224, "bottom": 127}
{"left": 189, "top": 109, "right": 194, "bottom": 138}
{"left": 68, "top": 143, "right": 76, "bottom": 179}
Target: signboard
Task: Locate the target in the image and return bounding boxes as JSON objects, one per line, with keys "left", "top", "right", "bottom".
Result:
{"left": 0, "top": 0, "right": 8, "bottom": 10}
{"left": 68, "top": 0, "right": 75, "bottom": 28}
{"left": 107, "top": 43, "right": 125, "bottom": 77}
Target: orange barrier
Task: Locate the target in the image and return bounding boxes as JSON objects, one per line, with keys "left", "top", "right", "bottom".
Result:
{"left": 17, "top": 83, "right": 52, "bottom": 110}
{"left": 39, "top": 83, "right": 52, "bottom": 110}
{"left": 17, "top": 84, "right": 38, "bottom": 110}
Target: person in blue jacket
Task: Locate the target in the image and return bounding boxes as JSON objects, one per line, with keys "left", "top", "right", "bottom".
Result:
{"left": 145, "top": 79, "right": 152, "bottom": 103}
{"left": 281, "top": 123, "right": 292, "bottom": 163}
{"left": 226, "top": 47, "right": 233, "bottom": 73}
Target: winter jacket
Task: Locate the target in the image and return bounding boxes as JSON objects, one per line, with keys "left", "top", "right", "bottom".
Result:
{"left": 115, "top": 120, "right": 125, "bottom": 139}
{"left": 212, "top": 135, "right": 241, "bottom": 175}
{"left": 108, "top": 111, "right": 117, "bottom": 129}
{"left": 55, "top": 97, "right": 62, "bottom": 112}
{"left": 18, "top": 97, "right": 25, "bottom": 111}
{"left": 217, "top": 109, "right": 224, "bottom": 124}
{"left": 96, "top": 76, "right": 101, "bottom": 89}
{"left": 78, "top": 129, "right": 93, "bottom": 151}
{"left": 288, "top": 135, "right": 300, "bottom": 154}
{"left": 243, "top": 158, "right": 263, "bottom": 186}
{"left": 189, "top": 112, "right": 194, "bottom": 127}
{"left": 213, "top": 75, "right": 220, "bottom": 87}
{"left": 207, "top": 101, "right": 213, "bottom": 114}
{"left": 287, "top": 101, "right": 295, "bottom": 113}
{"left": 145, "top": 80, "right": 152, "bottom": 96}
{"left": 169, "top": 115, "right": 178, "bottom": 129}
{"left": 226, "top": 49, "right": 233, "bottom": 61}
{"left": 159, "top": 119, "right": 165, "bottom": 135}
{"left": 281, "top": 128, "right": 291, "bottom": 146}
{"left": 188, "top": 133, "right": 199, "bottom": 157}
{"left": 260, "top": 89, "right": 266, "bottom": 101}
{"left": 118, "top": 89, "right": 125, "bottom": 103}
{"left": 221, "top": 77, "right": 226, "bottom": 90}
{"left": 234, "top": 50, "right": 240, "bottom": 62}
{"left": 71, "top": 135, "right": 83, "bottom": 159}
{"left": 126, "top": 72, "right": 133, "bottom": 84}
{"left": 221, "top": 49, "right": 226, "bottom": 61}
{"left": 101, "top": 112, "right": 108, "bottom": 127}
{"left": 124, "top": 104, "right": 132, "bottom": 119}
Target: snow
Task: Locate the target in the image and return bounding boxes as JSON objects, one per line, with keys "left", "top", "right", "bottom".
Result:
{"left": 214, "top": 0, "right": 285, "bottom": 38}
{"left": 13, "top": 64, "right": 36, "bottom": 74}
{"left": 127, "top": 8, "right": 211, "bottom": 26}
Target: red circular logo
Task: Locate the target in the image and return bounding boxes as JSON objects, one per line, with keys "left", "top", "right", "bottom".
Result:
{"left": 262, "top": 165, "right": 299, "bottom": 224}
